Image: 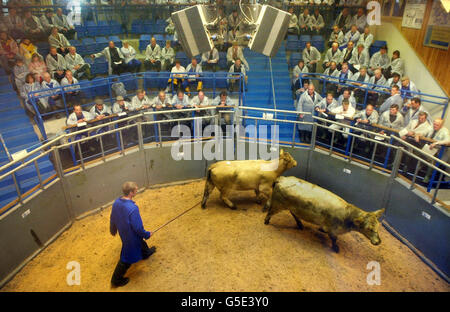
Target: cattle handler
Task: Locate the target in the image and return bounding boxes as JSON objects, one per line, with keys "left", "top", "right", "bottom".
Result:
{"left": 110, "top": 181, "right": 156, "bottom": 287}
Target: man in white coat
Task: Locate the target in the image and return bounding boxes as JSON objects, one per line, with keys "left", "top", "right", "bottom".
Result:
{"left": 292, "top": 59, "right": 309, "bottom": 91}
{"left": 384, "top": 50, "right": 405, "bottom": 78}
{"left": 302, "top": 42, "right": 321, "bottom": 73}
{"left": 201, "top": 46, "right": 219, "bottom": 72}
{"left": 91, "top": 41, "right": 126, "bottom": 75}
{"left": 297, "top": 84, "right": 323, "bottom": 143}
{"left": 349, "top": 44, "right": 369, "bottom": 74}
{"left": 120, "top": 41, "right": 141, "bottom": 73}
{"left": 65, "top": 46, "right": 92, "bottom": 80}
{"left": 369, "top": 45, "right": 389, "bottom": 76}
{"left": 160, "top": 40, "right": 175, "bottom": 71}
{"left": 227, "top": 41, "right": 249, "bottom": 71}
{"left": 144, "top": 37, "right": 162, "bottom": 72}
{"left": 401, "top": 97, "right": 431, "bottom": 126}
{"left": 357, "top": 26, "right": 374, "bottom": 50}
{"left": 46, "top": 46, "right": 67, "bottom": 82}
{"left": 379, "top": 85, "right": 403, "bottom": 115}
{"left": 328, "top": 25, "right": 344, "bottom": 48}
{"left": 378, "top": 104, "right": 405, "bottom": 131}
{"left": 322, "top": 42, "right": 343, "bottom": 71}
{"left": 341, "top": 25, "right": 360, "bottom": 49}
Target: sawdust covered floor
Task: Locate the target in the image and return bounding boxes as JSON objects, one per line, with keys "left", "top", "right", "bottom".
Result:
{"left": 2, "top": 180, "right": 448, "bottom": 292}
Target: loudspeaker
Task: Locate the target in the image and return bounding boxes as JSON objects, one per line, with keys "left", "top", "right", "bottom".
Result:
{"left": 248, "top": 5, "right": 291, "bottom": 58}
{"left": 172, "top": 5, "right": 214, "bottom": 59}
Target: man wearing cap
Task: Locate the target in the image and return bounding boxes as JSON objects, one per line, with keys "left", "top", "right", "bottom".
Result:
{"left": 110, "top": 181, "right": 156, "bottom": 287}
{"left": 112, "top": 96, "right": 133, "bottom": 114}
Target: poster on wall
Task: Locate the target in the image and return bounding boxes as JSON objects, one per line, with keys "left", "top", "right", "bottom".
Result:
{"left": 423, "top": 0, "right": 450, "bottom": 50}
{"left": 402, "top": 0, "right": 427, "bottom": 29}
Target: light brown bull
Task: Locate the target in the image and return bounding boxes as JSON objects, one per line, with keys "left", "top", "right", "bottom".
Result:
{"left": 264, "top": 176, "right": 384, "bottom": 253}
{"left": 201, "top": 150, "right": 297, "bottom": 210}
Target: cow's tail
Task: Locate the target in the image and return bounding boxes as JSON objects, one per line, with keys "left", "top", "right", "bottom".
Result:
{"left": 202, "top": 167, "right": 215, "bottom": 209}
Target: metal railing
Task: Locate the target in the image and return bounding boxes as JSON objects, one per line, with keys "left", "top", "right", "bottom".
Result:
{"left": 1, "top": 100, "right": 449, "bottom": 216}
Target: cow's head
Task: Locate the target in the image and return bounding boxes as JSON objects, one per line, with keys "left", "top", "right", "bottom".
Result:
{"left": 279, "top": 149, "right": 297, "bottom": 169}
{"left": 355, "top": 208, "right": 384, "bottom": 246}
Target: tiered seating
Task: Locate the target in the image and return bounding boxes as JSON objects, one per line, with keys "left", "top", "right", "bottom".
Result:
{"left": 95, "top": 37, "right": 109, "bottom": 51}
{"left": 286, "top": 35, "right": 299, "bottom": 51}
{"left": 108, "top": 36, "right": 122, "bottom": 48}
{"left": 175, "top": 51, "right": 188, "bottom": 67}
{"left": 370, "top": 40, "right": 388, "bottom": 56}
{"left": 81, "top": 38, "right": 96, "bottom": 55}
{"left": 289, "top": 52, "right": 302, "bottom": 69}
{"left": 311, "top": 35, "right": 325, "bottom": 52}
{"left": 139, "top": 35, "right": 152, "bottom": 52}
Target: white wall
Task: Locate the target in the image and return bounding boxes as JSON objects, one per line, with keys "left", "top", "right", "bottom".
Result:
{"left": 374, "top": 22, "right": 449, "bottom": 125}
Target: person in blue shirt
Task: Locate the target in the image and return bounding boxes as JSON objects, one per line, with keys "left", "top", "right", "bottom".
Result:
{"left": 110, "top": 181, "right": 156, "bottom": 287}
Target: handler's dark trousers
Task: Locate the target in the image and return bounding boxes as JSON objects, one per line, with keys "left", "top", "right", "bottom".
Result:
{"left": 111, "top": 240, "right": 153, "bottom": 286}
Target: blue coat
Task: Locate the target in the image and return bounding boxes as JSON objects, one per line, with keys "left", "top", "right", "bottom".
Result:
{"left": 110, "top": 198, "right": 151, "bottom": 264}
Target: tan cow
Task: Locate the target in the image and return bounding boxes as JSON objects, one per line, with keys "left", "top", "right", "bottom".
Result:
{"left": 202, "top": 150, "right": 297, "bottom": 210}
{"left": 264, "top": 176, "right": 384, "bottom": 253}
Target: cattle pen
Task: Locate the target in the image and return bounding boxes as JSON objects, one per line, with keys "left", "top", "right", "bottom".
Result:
{"left": 0, "top": 106, "right": 449, "bottom": 292}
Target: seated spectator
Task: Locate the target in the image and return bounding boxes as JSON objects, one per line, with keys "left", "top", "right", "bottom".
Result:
{"left": 400, "top": 76, "right": 419, "bottom": 102}
{"left": 228, "top": 58, "right": 247, "bottom": 93}
{"left": 379, "top": 85, "right": 403, "bottom": 114}
{"left": 0, "top": 31, "right": 18, "bottom": 74}
{"left": 292, "top": 59, "right": 309, "bottom": 92}
{"left": 351, "top": 66, "right": 370, "bottom": 103}
{"left": 328, "top": 25, "right": 344, "bottom": 48}
{"left": 401, "top": 97, "right": 431, "bottom": 125}
{"left": 378, "top": 104, "right": 405, "bottom": 131}
{"left": 227, "top": 9, "right": 241, "bottom": 32}
{"left": 357, "top": 26, "right": 373, "bottom": 50}
{"left": 48, "top": 27, "right": 70, "bottom": 56}
{"left": 13, "top": 57, "right": 29, "bottom": 92}
{"left": 298, "top": 8, "right": 314, "bottom": 34}
{"left": 160, "top": 40, "right": 175, "bottom": 71}
{"left": 67, "top": 104, "right": 93, "bottom": 126}
{"left": 323, "top": 61, "right": 339, "bottom": 95}
{"left": 212, "top": 90, "right": 233, "bottom": 128}
{"left": 338, "top": 88, "right": 357, "bottom": 108}
{"left": 121, "top": 41, "right": 141, "bottom": 73}
{"left": 89, "top": 98, "right": 112, "bottom": 122}
{"left": 112, "top": 95, "right": 133, "bottom": 114}
{"left": 349, "top": 43, "right": 369, "bottom": 74}
{"left": 422, "top": 118, "right": 450, "bottom": 182}
{"left": 351, "top": 7, "right": 367, "bottom": 33}
{"left": 19, "top": 38, "right": 38, "bottom": 65}
{"left": 302, "top": 42, "right": 321, "bottom": 73}
{"left": 20, "top": 73, "right": 43, "bottom": 115}
{"left": 201, "top": 46, "right": 219, "bottom": 72}
{"left": 191, "top": 90, "right": 212, "bottom": 127}
{"left": 91, "top": 41, "right": 126, "bottom": 75}
{"left": 315, "top": 92, "right": 339, "bottom": 113}
{"left": 342, "top": 25, "right": 360, "bottom": 49}
{"left": 367, "top": 68, "right": 387, "bottom": 105}
{"left": 40, "top": 9, "right": 58, "bottom": 35}
{"left": 334, "top": 7, "right": 352, "bottom": 33}
{"left": 227, "top": 41, "right": 249, "bottom": 71}
{"left": 54, "top": 8, "right": 76, "bottom": 40}
{"left": 46, "top": 46, "right": 67, "bottom": 82}
{"left": 340, "top": 41, "right": 355, "bottom": 71}
{"left": 311, "top": 8, "right": 325, "bottom": 34}
{"left": 171, "top": 89, "right": 191, "bottom": 120}
{"left": 41, "top": 72, "right": 62, "bottom": 111}
{"left": 323, "top": 42, "right": 343, "bottom": 71}
{"left": 386, "top": 72, "right": 402, "bottom": 89}
{"left": 166, "top": 59, "right": 186, "bottom": 92}
{"left": 369, "top": 45, "right": 389, "bottom": 76}
{"left": 65, "top": 46, "right": 93, "bottom": 80}
{"left": 384, "top": 50, "right": 405, "bottom": 79}
{"left": 22, "top": 9, "right": 46, "bottom": 42}
{"left": 144, "top": 37, "right": 162, "bottom": 72}
{"left": 152, "top": 90, "right": 173, "bottom": 121}
{"left": 287, "top": 7, "right": 299, "bottom": 35}
{"left": 184, "top": 57, "right": 203, "bottom": 93}
{"left": 3, "top": 7, "right": 24, "bottom": 39}
{"left": 354, "top": 103, "right": 379, "bottom": 130}
{"left": 336, "top": 63, "right": 354, "bottom": 94}
{"left": 226, "top": 28, "right": 244, "bottom": 48}
{"left": 60, "top": 70, "right": 81, "bottom": 106}
{"left": 329, "top": 98, "right": 356, "bottom": 139}
{"left": 297, "top": 84, "right": 323, "bottom": 143}
{"left": 400, "top": 111, "right": 433, "bottom": 144}
{"left": 131, "top": 89, "right": 152, "bottom": 111}
{"left": 28, "top": 53, "right": 47, "bottom": 82}
{"left": 111, "top": 78, "right": 127, "bottom": 99}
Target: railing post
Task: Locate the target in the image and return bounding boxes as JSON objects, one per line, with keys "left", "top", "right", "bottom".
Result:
{"left": 381, "top": 147, "right": 403, "bottom": 212}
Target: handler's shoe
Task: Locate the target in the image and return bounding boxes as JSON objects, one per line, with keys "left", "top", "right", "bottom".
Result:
{"left": 111, "top": 277, "right": 129, "bottom": 288}
{"left": 143, "top": 246, "right": 157, "bottom": 260}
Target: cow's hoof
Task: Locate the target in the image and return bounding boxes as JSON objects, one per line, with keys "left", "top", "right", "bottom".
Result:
{"left": 255, "top": 199, "right": 262, "bottom": 205}
{"left": 332, "top": 245, "right": 340, "bottom": 253}
{"left": 230, "top": 206, "right": 237, "bottom": 210}
{"left": 264, "top": 219, "right": 270, "bottom": 225}
{"left": 201, "top": 204, "right": 206, "bottom": 209}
